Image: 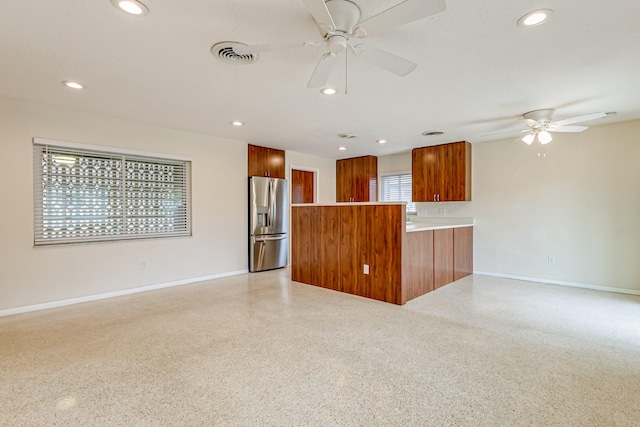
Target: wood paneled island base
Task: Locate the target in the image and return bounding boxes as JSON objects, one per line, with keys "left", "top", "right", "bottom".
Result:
{"left": 291, "top": 203, "right": 473, "bottom": 305}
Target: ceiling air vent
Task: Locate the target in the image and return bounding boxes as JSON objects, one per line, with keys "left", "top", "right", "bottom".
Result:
{"left": 211, "top": 42, "right": 258, "bottom": 65}
{"left": 337, "top": 133, "right": 358, "bottom": 139}
{"left": 422, "top": 130, "right": 445, "bottom": 136}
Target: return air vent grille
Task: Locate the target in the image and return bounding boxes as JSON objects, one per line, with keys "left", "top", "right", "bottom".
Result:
{"left": 211, "top": 41, "right": 258, "bottom": 65}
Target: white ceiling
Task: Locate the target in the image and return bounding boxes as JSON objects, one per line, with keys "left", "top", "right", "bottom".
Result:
{"left": 1, "top": 1, "right": 639, "bottom": 159}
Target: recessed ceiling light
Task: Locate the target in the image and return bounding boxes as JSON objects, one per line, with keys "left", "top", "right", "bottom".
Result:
{"left": 62, "top": 81, "right": 84, "bottom": 89}
{"left": 517, "top": 9, "right": 552, "bottom": 27}
{"left": 111, "top": 0, "right": 149, "bottom": 16}
{"left": 421, "top": 130, "right": 445, "bottom": 136}
{"left": 376, "top": 139, "right": 387, "bottom": 144}
{"left": 338, "top": 146, "right": 347, "bottom": 151}
{"left": 231, "top": 121, "right": 244, "bottom": 126}
{"left": 321, "top": 87, "right": 337, "bottom": 95}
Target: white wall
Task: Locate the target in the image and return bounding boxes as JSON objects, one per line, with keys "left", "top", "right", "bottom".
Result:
{"left": 378, "top": 151, "right": 412, "bottom": 175}
{"left": 0, "top": 97, "right": 248, "bottom": 311}
{"left": 378, "top": 120, "right": 640, "bottom": 292}
{"left": 0, "top": 97, "right": 338, "bottom": 313}
{"left": 2, "top": 94, "right": 637, "bottom": 311}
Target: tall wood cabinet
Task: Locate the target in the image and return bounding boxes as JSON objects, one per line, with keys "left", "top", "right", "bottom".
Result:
{"left": 412, "top": 141, "right": 471, "bottom": 202}
{"left": 248, "top": 144, "right": 285, "bottom": 178}
{"left": 336, "top": 155, "right": 378, "bottom": 202}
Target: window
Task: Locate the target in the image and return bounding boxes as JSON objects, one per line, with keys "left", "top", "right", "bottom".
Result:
{"left": 380, "top": 172, "right": 416, "bottom": 213}
{"left": 33, "top": 139, "right": 191, "bottom": 245}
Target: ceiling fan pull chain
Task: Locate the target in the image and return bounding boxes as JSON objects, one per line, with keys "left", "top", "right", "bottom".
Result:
{"left": 345, "top": 49, "right": 349, "bottom": 95}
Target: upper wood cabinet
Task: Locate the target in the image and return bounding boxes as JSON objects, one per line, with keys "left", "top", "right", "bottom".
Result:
{"left": 248, "top": 144, "right": 285, "bottom": 178}
{"left": 336, "top": 155, "right": 378, "bottom": 202}
{"left": 412, "top": 141, "right": 471, "bottom": 202}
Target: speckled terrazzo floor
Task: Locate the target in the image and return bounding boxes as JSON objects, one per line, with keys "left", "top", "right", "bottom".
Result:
{"left": 1, "top": 271, "right": 639, "bottom": 426}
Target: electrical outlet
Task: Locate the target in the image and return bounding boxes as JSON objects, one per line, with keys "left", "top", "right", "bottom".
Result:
{"left": 439, "top": 208, "right": 447, "bottom": 216}
{"left": 548, "top": 256, "right": 555, "bottom": 265}
{"left": 140, "top": 262, "right": 146, "bottom": 270}
{"left": 363, "top": 264, "right": 369, "bottom": 275}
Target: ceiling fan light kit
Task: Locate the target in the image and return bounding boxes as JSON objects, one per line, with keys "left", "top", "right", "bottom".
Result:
{"left": 521, "top": 133, "right": 535, "bottom": 145}
{"left": 537, "top": 130, "right": 552, "bottom": 144}
{"left": 482, "top": 109, "right": 607, "bottom": 145}
{"left": 515, "top": 109, "right": 606, "bottom": 145}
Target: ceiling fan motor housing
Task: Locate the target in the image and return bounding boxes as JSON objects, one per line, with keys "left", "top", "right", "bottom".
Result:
{"left": 327, "top": 35, "right": 348, "bottom": 53}
{"left": 325, "top": 0, "right": 361, "bottom": 35}
{"left": 524, "top": 108, "right": 555, "bottom": 123}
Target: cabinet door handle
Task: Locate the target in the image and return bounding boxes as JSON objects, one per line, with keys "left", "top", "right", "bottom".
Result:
{"left": 433, "top": 194, "right": 436, "bottom": 202}
{"left": 437, "top": 194, "right": 441, "bottom": 202}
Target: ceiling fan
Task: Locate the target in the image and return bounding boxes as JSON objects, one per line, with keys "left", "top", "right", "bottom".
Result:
{"left": 234, "top": 0, "right": 447, "bottom": 89}
{"left": 484, "top": 109, "right": 607, "bottom": 145}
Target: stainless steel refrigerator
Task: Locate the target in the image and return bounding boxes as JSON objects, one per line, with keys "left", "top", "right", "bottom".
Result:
{"left": 248, "top": 176, "right": 288, "bottom": 272}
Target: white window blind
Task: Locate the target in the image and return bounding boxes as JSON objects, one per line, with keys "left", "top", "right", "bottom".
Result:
{"left": 380, "top": 173, "right": 416, "bottom": 213}
{"left": 33, "top": 143, "right": 191, "bottom": 245}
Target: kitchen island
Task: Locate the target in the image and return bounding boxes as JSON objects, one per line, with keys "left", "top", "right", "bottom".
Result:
{"left": 291, "top": 203, "right": 473, "bottom": 305}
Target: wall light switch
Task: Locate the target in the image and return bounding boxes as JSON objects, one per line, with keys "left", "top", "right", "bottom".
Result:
{"left": 363, "top": 264, "right": 369, "bottom": 275}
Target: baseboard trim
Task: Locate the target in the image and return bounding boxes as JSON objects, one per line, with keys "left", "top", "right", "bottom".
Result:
{"left": 0, "top": 270, "right": 248, "bottom": 318}
{"left": 474, "top": 270, "right": 640, "bottom": 296}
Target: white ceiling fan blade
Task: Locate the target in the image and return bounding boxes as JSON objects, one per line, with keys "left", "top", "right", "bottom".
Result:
{"left": 552, "top": 112, "right": 606, "bottom": 127}
{"left": 523, "top": 119, "right": 538, "bottom": 127}
{"left": 480, "top": 129, "right": 528, "bottom": 138}
{"left": 234, "top": 42, "right": 308, "bottom": 55}
{"left": 355, "top": 0, "right": 446, "bottom": 37}
{"left": 307, "top": 52, "right": 336, "bottom": 88}
{"left": 511, "top": 134, "right": 530, "bottom": 144}
{"left": 351, "top": 44, "right": 416, "bottom": 76}
{"left": 302, "top": 0, "right": 336, "bottom": 34}
{"left": 548, "top": 125, "right": 588, "bottom": 133}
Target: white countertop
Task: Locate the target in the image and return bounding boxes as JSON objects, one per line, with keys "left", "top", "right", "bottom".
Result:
{"left": 405, "top": 217, "right": 474, "bottom": 232}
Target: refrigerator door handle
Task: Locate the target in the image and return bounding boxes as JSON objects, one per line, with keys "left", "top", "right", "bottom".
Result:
{"left": 254, "top": 235, "right": 286, "bottom": 242}
{"left": 269, "top": 180, "right": 276, "bottom": 228}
